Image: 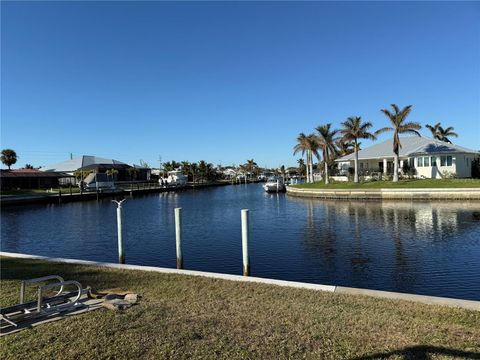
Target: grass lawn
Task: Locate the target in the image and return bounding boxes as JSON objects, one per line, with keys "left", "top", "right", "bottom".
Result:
{"left": 293, "top": 178, "right": 480, "bottom": 189}
{"left": 1, "top": 257, "right": 479, "bottom": 359}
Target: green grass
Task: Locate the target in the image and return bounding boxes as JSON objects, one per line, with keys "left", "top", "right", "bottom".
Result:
{"left": 1, "top": 257, "right": 479, "bottom": 359}
{"left": 293, "top": 178, "right": 480, "bottom": 189}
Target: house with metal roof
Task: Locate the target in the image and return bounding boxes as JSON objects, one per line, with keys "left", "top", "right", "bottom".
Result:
{"left": 41, "top": 155, "right": 130, "bottom": 173}
{"left": 335, "top": 136, "right": 479, "bottom": 179}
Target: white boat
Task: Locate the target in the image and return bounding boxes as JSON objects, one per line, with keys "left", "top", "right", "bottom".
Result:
{"left": 263, "top": 176, "right": 286, "bottom": 193}
{"left": 82, "top": 173, "right": 116, "bottom": 192}
{"left": 161, "top": 169, "right": 188, "bottom": 187}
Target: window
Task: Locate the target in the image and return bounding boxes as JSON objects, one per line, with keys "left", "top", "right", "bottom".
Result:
{"left": 423, "top": 157, "right": 429, "bottom": 167}
{"left": 446, "top": 156, "right": 452, "bottom": 166}
{"left": 441, "top": 156, "right": 446, "bottom": 166}
{"left": 417, "top": 157, "right": 423, "bottom": 167}
{"left": 431, "top": 157, "right": 437, "bottom": 166}
{"left": 360, "top": 163, "right": 364, "bottom": 170}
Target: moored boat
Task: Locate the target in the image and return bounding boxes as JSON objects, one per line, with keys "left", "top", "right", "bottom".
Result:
{"left": 263, "top": 176, "right": 286, "bottom": 193}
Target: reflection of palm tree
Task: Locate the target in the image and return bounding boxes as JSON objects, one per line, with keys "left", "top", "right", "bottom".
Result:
{"left": 376, "top": 104, "right": 421, "bottom": 182}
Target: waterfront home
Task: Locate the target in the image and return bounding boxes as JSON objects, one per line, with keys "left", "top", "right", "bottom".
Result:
{"left": 41, "top": 155, "right": 150, "bottom": 182}
{"left": 335, "top": 136, "right": 479, "bottom": 179}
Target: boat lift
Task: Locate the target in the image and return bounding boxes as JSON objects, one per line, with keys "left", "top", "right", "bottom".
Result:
{"left": 0, "top": 275, "right": 90, "bottom": 331}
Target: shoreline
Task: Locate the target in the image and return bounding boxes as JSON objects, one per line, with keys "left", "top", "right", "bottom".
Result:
{"left": 0, "top": 180, "right": 262, "bottom": 207}
{"left": 287, "top": 186, "right": 480, "bottom": 200}
{"left": 1, "top": 251, "right": 478, "bottom": 310}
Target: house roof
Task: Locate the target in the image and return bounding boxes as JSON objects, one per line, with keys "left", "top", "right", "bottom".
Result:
{"left": 41, "top": 156, "right": 128, "bottom": 172}
{"left": 336, "top": 136, "right": 479, "bottom": 162}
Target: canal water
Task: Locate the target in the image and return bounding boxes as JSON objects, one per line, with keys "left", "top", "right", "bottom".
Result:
{"left": 1, "top": 183, "right": 480, "bottom": 301}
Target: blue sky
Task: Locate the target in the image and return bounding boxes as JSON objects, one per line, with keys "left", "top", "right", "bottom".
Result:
{"left": 1, "top": 1, "right": 479, "bottom": 169}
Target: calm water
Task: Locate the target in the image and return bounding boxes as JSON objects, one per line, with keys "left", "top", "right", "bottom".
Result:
{"left": 2, "top": 184, "right": 480, "bottom": 300}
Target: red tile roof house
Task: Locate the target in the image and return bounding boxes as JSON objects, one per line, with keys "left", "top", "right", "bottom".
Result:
{"left": 0, "top": 169, "right": 73, "bottom": 190}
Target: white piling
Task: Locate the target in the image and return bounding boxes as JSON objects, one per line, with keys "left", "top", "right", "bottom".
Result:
{"left": 241, "top": 209, "right": 250, "bottom": 276}
{"left": 175, "top": 207, "right": 183, "bottom": 269}
{"left": 112, "top": 199, "right": 126, "bottom": 264}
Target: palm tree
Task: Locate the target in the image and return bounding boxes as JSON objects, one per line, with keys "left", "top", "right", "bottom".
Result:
{"left": 340, "top": 116, "right": 376, "bottom": 183}
{"left": 245, "top": 159, "right": 257, "bottom": 180}
{"left": 437, "top": 126, "right": 458, "bottom": 144}
{"left": 315, "top": 124, "right": 339, "bottom": 185}
{"left": 426, "top": 122, "right": 441, "bottom": 138}
{"left": 306, "top": 134, "right": 320, "bottom": 183}
{"left": 426, "top": 122, "right": 458, "bottom": 143}
{"left": 106, "top": 168, "right": 119, "bottom": 181}
{"left": 1, "top": 149, "right": 18, "bottom": 170}
{"left": 297, "top": 158, "right": 306, "bottom": 176}
{"left": 293, "top": 133, "right": 310, "bottom": 182}
{"left": 190, "top": 163, "right": 198, "bottom": 184}
{"left": 376, "top": 104, "right": 421, "bottom": 182}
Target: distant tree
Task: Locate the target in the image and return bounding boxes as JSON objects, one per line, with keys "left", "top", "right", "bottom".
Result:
{"left": 297, "top": 158, "right": 306, "bottom": 176}
{"left": 1, "top": 149, "right": 18, "bottom": 170}
{"left": 127, "top": 167, "right": 139, "bottom": 181}
{"left": 139, "top": 159, "right": 150, "bottom": 168}
{"left": 190, "top": 163, "right": 198, "bottom": 184}
{"left": 106, "top": 168, "right": 119, "bottom": 181}
{"left": 25, "top": 164, "right": 34, "bottom": 169}
{"left": 244, "top": 159, "right": 258, "bottom": 180}
{"left": 315, "top": 124, "right": 339, "bottom": 185}
{"left": 340, "top": 116, "right": 376, "bottom": 183}
{"left": 426, "top": 122, "right": 458, "bottom": 143}
{"left": 376, "top": 104, "right": 421, "bottom": 182}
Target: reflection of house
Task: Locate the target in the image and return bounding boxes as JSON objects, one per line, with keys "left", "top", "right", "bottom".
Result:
{"left": 40, "top": 155, "right": 130, "bottom": 180}
{"left": 0, "top": 169, "right": 73, "bottom": 189}
{"left": 335, "top": 136, "right": 479, "bottom": 179}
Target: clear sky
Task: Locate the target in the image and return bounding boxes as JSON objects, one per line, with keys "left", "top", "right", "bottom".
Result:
{"left": 1, "top": 1, "right": 479, "bottom": 169}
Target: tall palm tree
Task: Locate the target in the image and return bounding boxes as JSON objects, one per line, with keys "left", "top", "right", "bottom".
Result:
{"left": 315, "top": 124, "right": 339, "bottom": 185}
{"left": 340, "top": 116, "right": 376, "bottom": 183}
{"left": 293, "top": 133, "right": 311, "bottom": 182}
{"left": 306, "top": 134, "right": 320, "bottom": 183}
{"left": 376, "top": 104, "right": 422, "bottom": 182}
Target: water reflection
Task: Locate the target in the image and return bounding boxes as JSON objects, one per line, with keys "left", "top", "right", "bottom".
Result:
{"left": 293, "top": 198, "right": 480, "bottom": 297}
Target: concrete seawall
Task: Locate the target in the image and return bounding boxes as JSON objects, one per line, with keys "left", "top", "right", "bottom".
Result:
{"left": 287, "top": 186, "right": 480, "bottom": 200}
{"left": 1, "top": 251, "right": 479, "bottom": 311}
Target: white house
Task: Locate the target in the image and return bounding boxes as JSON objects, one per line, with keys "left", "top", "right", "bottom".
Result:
{"left": 335, "top": 136, "right": 479, "bottom": 179}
